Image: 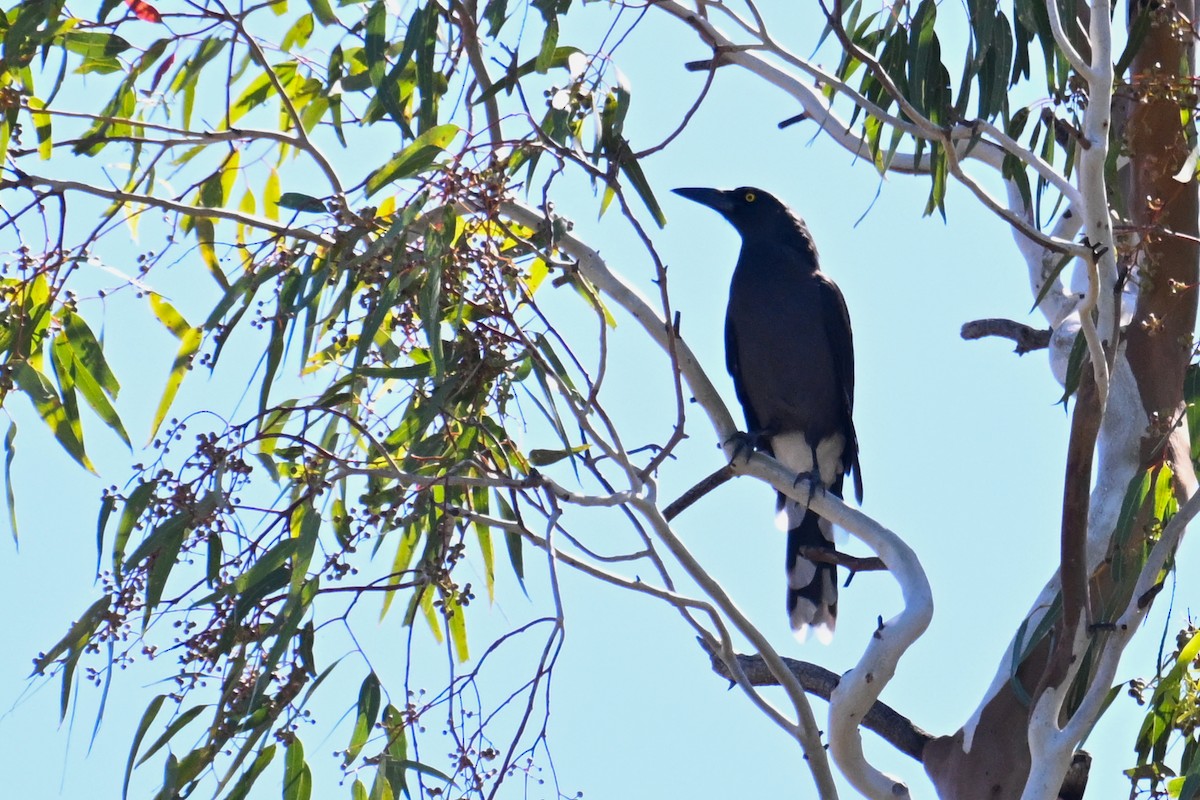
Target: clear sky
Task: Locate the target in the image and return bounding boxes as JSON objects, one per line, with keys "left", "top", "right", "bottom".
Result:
{"left": 0, "top": 2, "right": 1189, "bottom": 799}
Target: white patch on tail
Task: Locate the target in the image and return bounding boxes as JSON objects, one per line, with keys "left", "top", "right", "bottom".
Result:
{"left": 790, "top": 600, "right": 836, "bottom": 645}
{"left": 788, "top": 555, "right": 817, "bottom": 589}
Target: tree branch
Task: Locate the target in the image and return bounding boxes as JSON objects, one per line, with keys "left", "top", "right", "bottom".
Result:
{"left": 960, "top": 318, "right": 1052, "bottom": 355}
{"left": 703, "top": 644, "right": 933, "bottom": 762}
{"left": 2, "top": 173, "right": 332, "bottom": 245}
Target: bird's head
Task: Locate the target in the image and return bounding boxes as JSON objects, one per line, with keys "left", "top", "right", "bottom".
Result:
{"left": 672, "top": 186, "right": 806, "bottom": 239}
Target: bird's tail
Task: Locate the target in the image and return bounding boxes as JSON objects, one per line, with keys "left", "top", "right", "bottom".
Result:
{"left": 784, "top": 503, "right": 837, "bottom": 644}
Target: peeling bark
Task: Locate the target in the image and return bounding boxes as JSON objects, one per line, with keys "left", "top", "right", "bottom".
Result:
{"left": 1124, "top": 0, "right": 1199, "bottom": 488}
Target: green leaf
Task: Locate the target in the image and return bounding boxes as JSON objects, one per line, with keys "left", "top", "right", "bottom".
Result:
{"left": 4, "top": 423, "right": 16, "bottom": 546}
{"left": 288, "top": 503, "right": 320, "bottom": 599}
{"left": 412, "top": 3, "right": 440, "bottom": 132}
{"left": 136, "top": 705, "right": 208, "bottom": 767}
{"left": 369, "top": 772, "right": 394, "bottom": 800}
{"left": 206, "top": 530, "right": 223, "bottom": 587}
{"left": 114, "top": 480, "right": 157, "bottom": 574}
{"left": 380, "top": 705, "right": 409, "bottom": 797}
{"left": 12, "top": 363, "right": 93, "bottom": 472}
{"left": 535, "top": 17, "right": 559, "bottom": 73}
{"left": 1116, "top": 5, "right": 1153, "bottom": 78}
{"left": 124, "top": 695, "right": 166, "bottom": 799}
{"left": 0, "top": 114, "right": 12, "bottom": 168}
{"left": 56, "top": 324, "right": 131, "bottom": 447}
{"left": 379, "top": 526, "right": 420, "bottom": 620}
{"left": 1057, "top": 329, "right": 1088, "bottom": 405}
{"left": 232, "top": 536, "right": 298, "bottom": 598}
{"left": 281, "top": 13, "right": 315, "bottom": 51}
{"left": 31, "top": 596, "right": 109, "bottom": 677}
{"left": 399, "top": 759, "right": 456, "bottom": 787}
{"left": 61, "top": 31, "right": 132, "bottom": 59}
{"left": 139, "top": 513, "right": 190, "bottom": 626}
{"left": 528, "top": 445, "right": 590, "bottom": 466}
{"left": 495, "top": 493, "right": 526, "bottom": 594}
{"left": 193, "top": 217, "right": 230, "bottom": 289}
{"left": 258, "top": 318, "right": 284, "bottom": 420}
{"left": 365, "top": 0, "right": 387, "bottom": 84}
{"left": 414, "top": 586, "right": 443, "bottom": 642}
{"left": 475, "top": 47, "right": 580, "bottom": 104}
{"left": 1153, "top": 463, "right": 1177, "bottom": 523}
{"left": 1111, "top": 469, "right": 1154, "bottom": 584}
{"left": 364, "top": 124, "right": 459, "bottom": 196}
{"left": 265, "top": 167, "right": 282, "bottom": 220}
{"left": 278, "top": 192, "right": 327, "bottom": 213}
{"left": 283, "top": 738, "right": 312, "bottom": 800}
{"left": 344, "top": 673, "right": 382, "bottom": 767}
{"left": 54, "top": 599, "right": 109, "bottom": 720}
{"left": 61, "top": 313, "right": 119, "bottom": 396}
{"left": 224, "top": 745, "right": 276, "bottom": 800}
{"left": 230, "top": 71, "right": 276, "bottom": 124}
{"left": 95, "top": 489, "right": 116, "bottom": 575}
{"left": 482, "top": 0, "right": 508, "bottom": 35}
{"left": 471, "top": 486, "right": 494, "bottom": 603}
{"left": 123, "top": 507, "right": 189, "bottom": 571}
{"left": 306, "top": 0, "right": 336, "bottom": 25}
{"left": 617, "top": 146, "right": 667, "bottom": 227}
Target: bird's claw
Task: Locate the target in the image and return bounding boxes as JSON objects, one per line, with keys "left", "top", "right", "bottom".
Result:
{"left": 725, "top": 431, "right": 759, "bottom": 466}
{"left": 792, "top": 470, "right": 822, "bottom": 505}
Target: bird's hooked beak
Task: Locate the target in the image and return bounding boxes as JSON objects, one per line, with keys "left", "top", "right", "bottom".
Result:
{"left": 672, "top": 187, "right": 734, "bottom": 215}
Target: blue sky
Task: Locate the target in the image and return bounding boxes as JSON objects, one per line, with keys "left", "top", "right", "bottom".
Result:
{"left": 0, "top": 2, "right": 1189, "bottom": 798}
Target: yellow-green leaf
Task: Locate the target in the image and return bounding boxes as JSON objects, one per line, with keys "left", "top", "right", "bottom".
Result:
{"left": 446, "top": 593, "right": 468, "bottom": 662}
{"left": 419, "top": 588, "right": 443, "bottom": 643}
{"left": 26, "top": 97, "right": 51, "bottom": 160}
{"left": 265, "top": 166, "right": 281, "bottom": 221}
{"left": 148, "top": 327, "right": 202, "bottom": 442}
{"left": 149, "top": 294, "right": 191, "bottom": 338}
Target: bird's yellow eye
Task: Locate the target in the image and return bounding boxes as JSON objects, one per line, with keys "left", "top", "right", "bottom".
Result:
{"left": 744, "top": 191, "right": 757, "bottom": 203}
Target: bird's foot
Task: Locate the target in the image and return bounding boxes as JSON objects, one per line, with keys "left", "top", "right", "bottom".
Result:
{"left": 792, "top": 470, "right": 824, "bottom": 505}
{"left": 724, "top": 430, "right": 761, "bottom": 466}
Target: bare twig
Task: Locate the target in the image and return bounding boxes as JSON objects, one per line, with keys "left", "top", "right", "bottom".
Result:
{"left": 798, "top": 546, "right": 885, "bottom": 574}
{"left": 663, "top": 464, "right": 734, "bottom": 520}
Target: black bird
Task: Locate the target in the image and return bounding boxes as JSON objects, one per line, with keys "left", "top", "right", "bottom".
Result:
{"left": 673, "top": 186, "right": 862, "bottom": 643}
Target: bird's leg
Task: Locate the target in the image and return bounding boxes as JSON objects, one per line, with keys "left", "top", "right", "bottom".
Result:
{"left": 791, "top": 442, "right": 824, "bottom": 505}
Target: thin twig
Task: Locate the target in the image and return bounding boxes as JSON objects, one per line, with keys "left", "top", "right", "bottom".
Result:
{"left": 663, "top": 464, "right": 734, "bottom": 520}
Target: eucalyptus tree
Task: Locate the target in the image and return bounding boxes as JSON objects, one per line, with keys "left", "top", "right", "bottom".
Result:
{"left": 3, "top": 0, "right": 1199, "bottom": 798}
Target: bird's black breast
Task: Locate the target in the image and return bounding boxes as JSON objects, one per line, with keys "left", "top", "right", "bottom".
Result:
{"left": 725, "top": 243, "right": 846, "bottom": 443}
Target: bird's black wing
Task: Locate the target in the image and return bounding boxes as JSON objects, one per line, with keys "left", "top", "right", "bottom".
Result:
{"left": 818, "top": 275, "right": 862, "bottom": 502}
{"left": 724, "top": 314, "right": 762, "bottom": 436}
